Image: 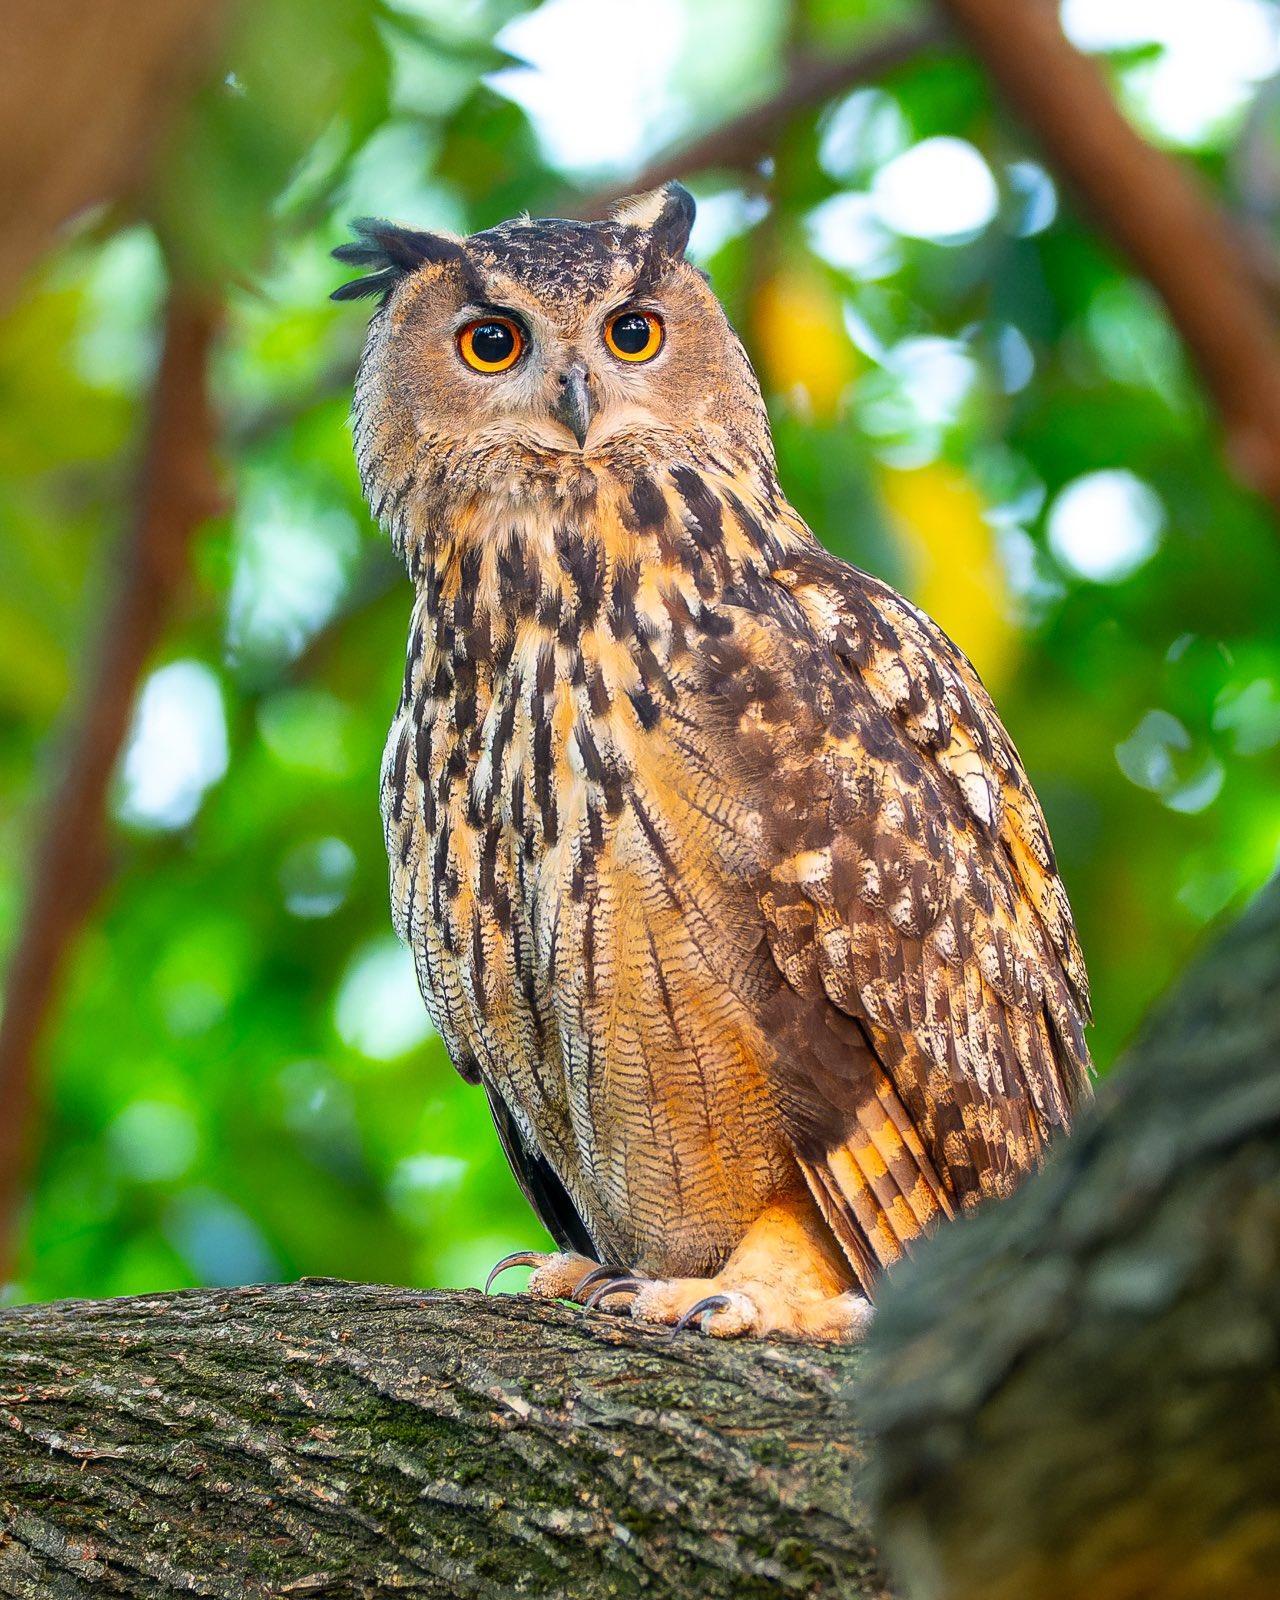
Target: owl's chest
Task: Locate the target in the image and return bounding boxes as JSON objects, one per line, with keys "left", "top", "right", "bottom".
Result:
{"left": 380, "top": 501, "right": 802, "bottom": 1267}
{"left": 385, "top": 609, "right": 789, "bottom": 1270}
{"left": 384, "top": 602, "right": 632, "bottom": 1081}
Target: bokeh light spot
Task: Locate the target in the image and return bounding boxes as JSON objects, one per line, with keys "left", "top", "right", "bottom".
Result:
{"left": 335, "top": 938, "right": 434, "bottom": 1060}
{"left": 388, "top": 1153, "right": 468, "bottom": 1229}
{"left": 1115, "top": 709, "right": 1224, "bottom": 814}
{"left": 688, "top": 188, "right": 769, "bottom": 261}
{"left": 1047, "top": 470, "right": 1164, "bottom": 582}
{"left": 1062, "top": 0, "right": 1280, "bottom": 149}
{"left": 807, "top": 193, "right": 901, "bottom": 279}
{"left": 872, "top": 137, "right": 999, "bottom": 242}
{"left": 117, "top": 660, "right": 228, "bottom": 830}
{"left": 1213, "top": 678, "right": 1280, "bottom": 756}
{"left": 818, "top": 88, "right": 910, "bottom": 182}
{"left": 227, "top": 485, "right": 360, "bottom": 671}
{"left": 281, "top": 836, "right": 357, "bottom": 919}
{"left": 258, "top": 689, "right": 358, "bottom": 778}
{"left": 493, "top": 0, "right": 684, "bottom": 173}
{"left": 1006, "top": 160, "right": 1058, "bottom": 236}
{"left": 164, "top": 1190, "right": 280, "bottom": 1286}
{"left": 108, "top": 1101, "right": 199, "bottom": 1184}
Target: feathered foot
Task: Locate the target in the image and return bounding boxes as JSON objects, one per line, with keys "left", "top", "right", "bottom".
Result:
{"left": 483, "top": 1191, "right": 872, "bottom": 1340}
{"left": 484, "top": 1250, "right": 639, "bottom": 1305}
{"left": 633, "top": 1280, "right": 873, "bottom": 1340}
{"left": 631, "top": 1191, "right": 875, "bottom": 1342}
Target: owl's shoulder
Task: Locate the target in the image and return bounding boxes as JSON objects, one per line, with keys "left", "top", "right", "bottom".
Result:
{"left": 675, "top": 523, "right": 1089, "bottom": 1018}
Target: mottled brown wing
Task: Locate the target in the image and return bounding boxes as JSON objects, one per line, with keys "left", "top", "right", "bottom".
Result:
{"left": 714, "top": 541, "right": 1092, "bottom": 1279}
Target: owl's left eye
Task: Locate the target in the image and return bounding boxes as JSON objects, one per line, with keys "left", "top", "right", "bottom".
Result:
{"left": 605, "top": 309, "right": 663, "bottom": 363}
{"left": 458, "top": 317, "right": 525, "bottom": 373}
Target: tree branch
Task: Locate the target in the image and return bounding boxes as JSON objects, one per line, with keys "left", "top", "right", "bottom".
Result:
{"left": 934, "top": 0, "right": 1280, "bottom": 509}
{"left": 0, "top": 0, "right": 224, "bottom": 310}
{"left": 0, "top": 1283, "right": 892, "bottom": 1599}
{"left": 0, "top": 290, "right": 221, "bottom": 1281}
{"left": 564, "top": 19, "right": 948, "bottom": 218}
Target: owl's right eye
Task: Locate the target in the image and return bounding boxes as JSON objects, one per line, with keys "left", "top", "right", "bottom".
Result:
{"left": 458, "top": 317, "right": 524, "bottom": 373}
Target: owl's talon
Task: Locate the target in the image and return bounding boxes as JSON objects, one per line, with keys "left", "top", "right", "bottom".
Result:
{"left": 484, "top": 1250, "right": 548, "bottom": 1294}
{"left": 574, "top": 1263, "right": 625, "bottom": 1298}
{"left": 584, "top": 1275, "right": 643, "bottom": 1311}
{"left": 673, "top": 1294, "right": 734, "bottom": 1334}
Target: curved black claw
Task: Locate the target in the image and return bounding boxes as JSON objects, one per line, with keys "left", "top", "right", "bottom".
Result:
{"left": 484, "top": 1250, "right": 547, "bottom": 1295}
{"left": 574, "top": 1263, "right": 624, "bottom": 1299}
{"left": 673, "top": 1294, "right": 733, "bottom": 1335}
{"left": 584, "top": 1276, "right": 643, "bottom": 1311}
{"left": 575, "top": 1263, "right": 649, "bottom": 1302}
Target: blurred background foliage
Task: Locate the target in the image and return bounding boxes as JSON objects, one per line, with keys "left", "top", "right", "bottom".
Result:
{"left": 3, "top": 0, "right": 1280, "bottom": 1304}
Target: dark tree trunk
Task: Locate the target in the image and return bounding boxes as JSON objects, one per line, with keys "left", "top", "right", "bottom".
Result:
{"left": 0, "top": 1281, "right": 891, "bottom": 1599}
{"left": 865, "top": 875, "right": 1280, "bottom": 1600}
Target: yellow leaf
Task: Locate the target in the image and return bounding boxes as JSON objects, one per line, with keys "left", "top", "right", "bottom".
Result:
{"left": 877, "top": 462, "right": 1020, "bottom": 694}
{"left": 752, "top": 265, "right": 859, "bottom": 420}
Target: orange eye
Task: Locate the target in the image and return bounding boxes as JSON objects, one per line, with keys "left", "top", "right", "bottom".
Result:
{"left": 458, "top": 317, "right": 524, "bottom": 373}
{"left": 605, "top": 309, "right": 663, "bottom": 363}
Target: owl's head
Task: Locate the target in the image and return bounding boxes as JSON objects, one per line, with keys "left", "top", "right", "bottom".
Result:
{"left": 334, "top": 183, "right": 771, "bottom": 514}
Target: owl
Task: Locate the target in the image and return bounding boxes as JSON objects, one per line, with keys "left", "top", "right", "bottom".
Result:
{"left": 333, "top": 183, "right": 1091, "bottom": 1339}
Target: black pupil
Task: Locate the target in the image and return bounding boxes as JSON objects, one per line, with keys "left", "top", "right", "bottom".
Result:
{"left": 613, "top": 314, "right": 652, "bottom": 354}
{"left": 472, "top": 322, "right": 515, "bottom": 363}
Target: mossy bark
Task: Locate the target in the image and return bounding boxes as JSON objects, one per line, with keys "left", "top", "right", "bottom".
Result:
{"left": 0, "top": 1281, "right": 892, "bottom": 1598}
{"left": 5, "top": 904, "right": 1278, "bottom": 1600}
{"left": 865, "top": 875, "right": 1280, "bottom": 1600}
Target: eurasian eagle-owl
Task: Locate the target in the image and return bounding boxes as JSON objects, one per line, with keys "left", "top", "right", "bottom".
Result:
{"left": 333, "top": 183, "right": 1091, "bottom": 1339}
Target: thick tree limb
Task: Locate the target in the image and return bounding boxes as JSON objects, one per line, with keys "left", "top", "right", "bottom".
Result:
{"left": 866, "top": 873, "right": 1280, "bottom": 1600}
{"left": 3, "top": 880, "right": 1279, "bottom": 1597}
{"left": 0, "top": 1283, "right": 891, "bottom": 1599}
{"left": 935, "top": 0, "right": 1280, "bottom": 508}
{"left": 0, "top": 292, "right": 222, "bottom": 1280}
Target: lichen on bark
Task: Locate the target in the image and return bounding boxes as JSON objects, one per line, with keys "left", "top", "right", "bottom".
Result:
{"left": 0, "top": 1280, "right": 893, "bottom": 1599}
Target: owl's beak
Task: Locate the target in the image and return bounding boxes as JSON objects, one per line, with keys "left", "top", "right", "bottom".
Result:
{"left": 552, "top": 363, "right": 594, "bottom": 448}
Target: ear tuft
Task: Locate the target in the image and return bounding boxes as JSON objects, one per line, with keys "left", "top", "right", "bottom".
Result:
{"left": 331, "top": 218, "right": 465, "bottom": 304}
{"left": 608, "top": 181, "right": 696, "bottom": 260}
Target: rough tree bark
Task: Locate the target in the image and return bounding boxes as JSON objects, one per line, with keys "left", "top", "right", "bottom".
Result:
{"left": 0, "top": 1284, "right": 890, "bottom": 1599}
{"left": 3, "top": 880, "right": 1279, "bottom": 1599}
{"left": 866, "top": 874, "right": 1280, "bottom": 1600}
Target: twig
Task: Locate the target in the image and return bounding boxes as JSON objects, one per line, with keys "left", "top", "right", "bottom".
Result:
{"left": 0, "top": 288, "right": 222, "bottom": 1280}
{"left": 934, "top": 0, "right": 1280, "bottom": 508}
{"left": 564, "top": 18, "right": 948, "bottom": 217}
